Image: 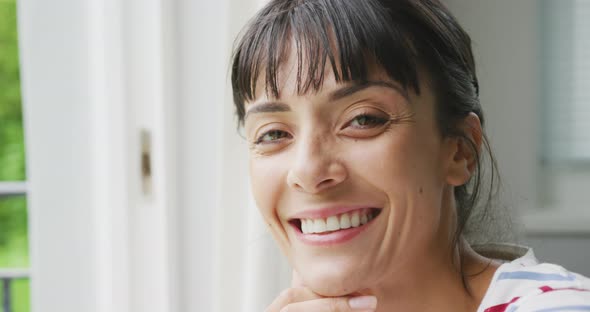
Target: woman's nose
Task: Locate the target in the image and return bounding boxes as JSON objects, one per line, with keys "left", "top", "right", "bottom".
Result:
{"left": 286, "top": 137, "right": 347, "bottom": 194}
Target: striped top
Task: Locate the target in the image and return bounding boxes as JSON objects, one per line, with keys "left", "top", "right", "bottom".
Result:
{"left": 477, "top": 245, "right": 590, "bottom": 312}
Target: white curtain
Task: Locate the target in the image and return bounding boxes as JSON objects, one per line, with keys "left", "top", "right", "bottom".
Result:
{"left": 177, "top": 0, "right": 291, "bottom": 310}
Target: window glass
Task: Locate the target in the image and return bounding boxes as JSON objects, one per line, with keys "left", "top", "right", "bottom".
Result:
{"left": 1, "top": 0, "right": 30, "bottom": 311}
{"left": 538, "top": 0, "right": 590, "bottom": 209}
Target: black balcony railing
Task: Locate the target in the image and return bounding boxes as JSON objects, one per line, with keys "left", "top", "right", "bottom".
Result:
{"left": 0, "top": 269, "right": 29, "bottom": 312}
{"left": 0, "top": 182, "right": 29, "bottom": 312}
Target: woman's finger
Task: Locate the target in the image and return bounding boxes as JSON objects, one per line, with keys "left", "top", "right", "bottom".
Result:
{"left": 280, "top": 295, "right": 378, "bottom": 312}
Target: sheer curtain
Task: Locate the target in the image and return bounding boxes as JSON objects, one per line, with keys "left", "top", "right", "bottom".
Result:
{"left": 179, "top": 0, "right": 290, "bottom": 310}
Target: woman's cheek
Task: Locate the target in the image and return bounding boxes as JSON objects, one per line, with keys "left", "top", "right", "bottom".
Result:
{"left": 249, "top": 157, "right": 285, "bottom": 222}
{"left": 249, "top": 157, "right": 297, "bottom": 260}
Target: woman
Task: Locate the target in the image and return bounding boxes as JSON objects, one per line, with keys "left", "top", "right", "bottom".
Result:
{"left": 230, "top": 0, "right": 590, "bottom": 311}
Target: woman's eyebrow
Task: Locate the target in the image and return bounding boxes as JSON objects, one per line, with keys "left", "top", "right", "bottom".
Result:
{"left": 243, "top": 81, "right": 408, "bottom": 121}
{"left": 244, "top": 101, "right": 291, "bottom": 121}
{"left": 329, "top": 80, "right": 409, "bottom": 102}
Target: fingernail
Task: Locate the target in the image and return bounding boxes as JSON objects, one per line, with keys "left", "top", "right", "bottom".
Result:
{"left": 348, "top": 296, "right": 377, "bottom": 310}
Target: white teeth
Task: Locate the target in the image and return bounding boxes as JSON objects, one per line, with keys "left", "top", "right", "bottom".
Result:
{"left": 360, "top": 213, "right": 368, "bottom": 225}
{"left": 339, "top": 213, "right": 351, "bottom": 229}
{"left": 351, "top": 212, "right": 360, "bottom": 227}
{"left": 301, "top": 219, "right": 313, "bottom": 233}
{"left": 300, "top": 210, "right": 376, "bottom": 234}
{"left": 326, "top": 216, "right": 340, "bottom": 231}
{"left": 313, "top": 219, "right": 327, "bottom": 233}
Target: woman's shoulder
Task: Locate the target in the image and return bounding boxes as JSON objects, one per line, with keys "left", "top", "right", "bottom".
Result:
{"left": 475, "top": 243, "right": 590, "bottom": 312}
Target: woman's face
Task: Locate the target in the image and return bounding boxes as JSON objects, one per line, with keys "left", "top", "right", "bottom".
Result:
{"left": 243, "top": 61, "right": 467, "bottom": 296}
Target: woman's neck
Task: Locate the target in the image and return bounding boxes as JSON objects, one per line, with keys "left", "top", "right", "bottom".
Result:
{"left": 357, "top": 241, "right": 501, "bottom": 312}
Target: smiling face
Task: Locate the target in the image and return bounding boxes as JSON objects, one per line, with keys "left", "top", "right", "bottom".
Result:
{"left": 243, "top": 59, "right": 471, "bottom": 295}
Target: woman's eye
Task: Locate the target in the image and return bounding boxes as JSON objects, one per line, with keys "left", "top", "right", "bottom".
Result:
{"left": 255, "top": 130, "right": 290, "bottom": 144}
{"left": 348, "top": 114, "right": 389, "bottom": 128}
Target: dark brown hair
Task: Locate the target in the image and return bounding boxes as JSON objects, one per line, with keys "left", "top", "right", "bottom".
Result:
{"left": 231, "top": 0, "right": 501, "bottom": 291}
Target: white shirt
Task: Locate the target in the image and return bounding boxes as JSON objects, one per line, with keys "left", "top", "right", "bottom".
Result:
{"left": 476, "top": 245, "right": 590, "bottom": 312}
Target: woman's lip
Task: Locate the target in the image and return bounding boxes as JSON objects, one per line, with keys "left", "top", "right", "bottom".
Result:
{"left": 291, "top": 213, "right": 378, "bottom": 246}
{"left": 288, "top": 206, "right": 381, "bottom": 220}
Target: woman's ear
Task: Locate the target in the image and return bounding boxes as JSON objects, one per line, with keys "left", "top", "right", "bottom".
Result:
{"left": 445, "top": 112, "right": 483, "bottom": 186}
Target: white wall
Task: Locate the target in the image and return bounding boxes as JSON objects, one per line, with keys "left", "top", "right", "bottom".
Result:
{"left": 444, "top": 0, "right": 539, "bottom": 216}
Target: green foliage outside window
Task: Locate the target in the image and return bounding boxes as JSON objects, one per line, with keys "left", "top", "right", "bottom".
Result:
{"left": 1, "top": 0, "right": 30, "bottom": 310}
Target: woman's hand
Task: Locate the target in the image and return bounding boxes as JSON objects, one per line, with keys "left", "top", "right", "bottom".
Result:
{"left": 264, "top": 270, "right": 378, "bottom": 312}
{"left": 264, "top": 287, "right": 378, "bottom": 312}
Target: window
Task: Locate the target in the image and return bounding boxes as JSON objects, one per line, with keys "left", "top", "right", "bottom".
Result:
{"left": 0, "top": 0, "right": 30, "bottom": 311}
{"left": 538, "top": 0, "right": 590, "bottom": 214}
{"left": 444, "top": 0, "right": 590, "bottom": 276}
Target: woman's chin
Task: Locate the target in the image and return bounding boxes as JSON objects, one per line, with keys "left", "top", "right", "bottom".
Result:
{"left": 298, "top": 265, "right": 368, "bottom": 297}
